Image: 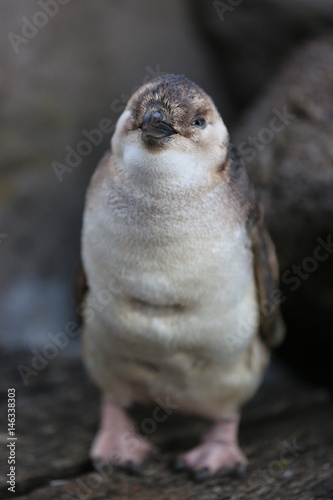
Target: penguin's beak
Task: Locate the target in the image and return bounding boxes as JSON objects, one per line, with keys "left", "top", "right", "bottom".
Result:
{"left": 141, "top": 111, "right": 176, "bottom": 139}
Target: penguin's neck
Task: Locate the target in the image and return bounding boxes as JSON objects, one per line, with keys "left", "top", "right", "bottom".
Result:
{"left": 115, "top": 141, "right": 215, "bottom": 196}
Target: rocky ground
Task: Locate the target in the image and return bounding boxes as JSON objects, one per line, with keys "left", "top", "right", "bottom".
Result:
{"left": 0, "top": 352, "right": 332, "bottom": 499}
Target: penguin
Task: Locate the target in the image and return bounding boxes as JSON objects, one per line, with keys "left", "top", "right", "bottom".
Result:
{"left": 79, "top": 74, "right": 285, "bottom": 481}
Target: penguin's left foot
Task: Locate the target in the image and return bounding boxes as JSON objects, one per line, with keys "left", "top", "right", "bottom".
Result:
{"left": 174, "top": 416, "right": 247, "bottom": 481}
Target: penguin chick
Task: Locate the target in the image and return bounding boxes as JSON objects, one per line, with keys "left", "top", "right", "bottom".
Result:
{"left": 80, "top": 74, "right": 285, "bottom": 480}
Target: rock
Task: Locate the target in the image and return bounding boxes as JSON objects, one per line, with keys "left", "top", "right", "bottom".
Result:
{"left": 191, "top": 0, "right": 333, "bottom": 123}
{"left": 233, "top": 35, "right": 333, "bottom": 389}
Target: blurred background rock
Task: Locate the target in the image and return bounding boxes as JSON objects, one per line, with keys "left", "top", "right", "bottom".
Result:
{"left": 0, "top": 1, "right": 332, "bottom": 387}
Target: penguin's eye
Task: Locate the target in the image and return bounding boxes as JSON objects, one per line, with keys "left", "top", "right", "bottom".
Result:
{"left": 191, "top": 117, "right": 206, "bottom": 129}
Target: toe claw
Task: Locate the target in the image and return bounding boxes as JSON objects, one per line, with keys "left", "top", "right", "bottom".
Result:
{"left": 194, "top": 467, "right": 211, "bottom": 482}
{"left": 217, "top": 463, "right": 247, "bottom": 479}
{"left": 235, "top": 463, "right": 247, "bottom": 479}
{"left": 91, "top": 458, "right": 103, "bottom": 471}
{"left": 92, "top": 459, "right": 114, "bottom": 478}
{"left": 172, "top": 458, "right": 187, "bottom": 472}
{"left": 123, "top": 460, "right": 143, "bottom": 476}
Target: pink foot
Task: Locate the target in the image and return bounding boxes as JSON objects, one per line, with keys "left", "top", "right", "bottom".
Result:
{"left": 90, "top": 401, "right": 153, "bottom": 470}
{"left": 175, "top": 416, "right": 247, "bottom": 481}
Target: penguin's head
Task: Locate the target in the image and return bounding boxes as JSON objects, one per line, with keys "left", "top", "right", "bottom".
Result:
{"left": 111, "top": 74, "right": 230, "bottom": 188}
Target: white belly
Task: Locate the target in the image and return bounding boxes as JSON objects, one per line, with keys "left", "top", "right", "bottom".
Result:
{"left": 81, "top": 171, "right": 263, "bottom": 416}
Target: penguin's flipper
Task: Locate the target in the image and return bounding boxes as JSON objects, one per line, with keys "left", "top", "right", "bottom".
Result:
{"left": 251, "top": 202, "right": 286, "bottom": 348}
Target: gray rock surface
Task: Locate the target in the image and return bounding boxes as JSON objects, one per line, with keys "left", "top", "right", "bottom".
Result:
{"left": 234, "top": 35, "right": 333, "bottom": 388}
{"left": 192, "top": 0, "right": 333, "bottom": 123}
